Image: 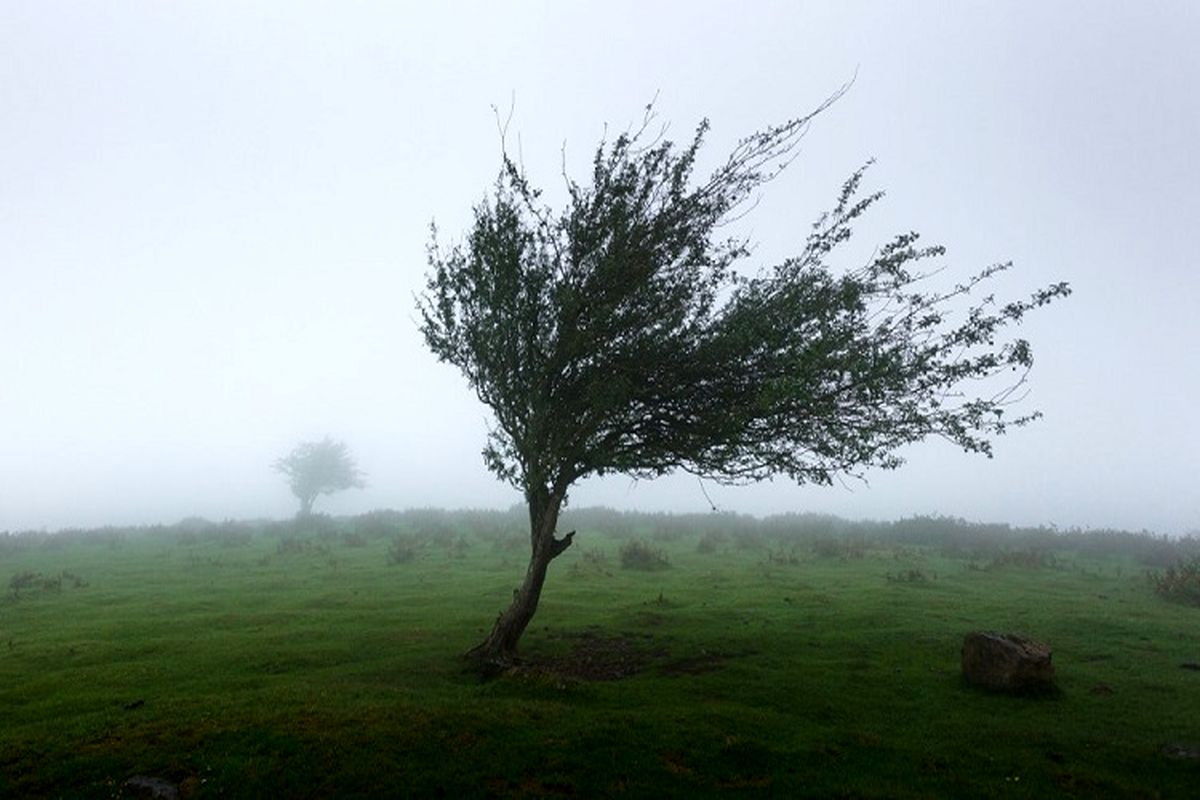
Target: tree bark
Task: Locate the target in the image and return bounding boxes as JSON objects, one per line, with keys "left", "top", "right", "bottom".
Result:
{"left": 466, "top": 488, "right": 574, "bottom": 668}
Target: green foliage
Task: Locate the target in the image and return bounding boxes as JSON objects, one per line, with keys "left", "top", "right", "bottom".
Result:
{"left": 418, "top": 97, "right": 1069, "bottom": 500}
{"left": 1149, "top": 556, "right": 1200, "bottom": 606}
{"left": 272, "top": 437, "right": 365, "bottom": 516}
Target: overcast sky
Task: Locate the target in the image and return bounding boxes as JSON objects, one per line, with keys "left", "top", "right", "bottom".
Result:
{"left": 2, "top": 1, "right": 1197, "bottom": 534}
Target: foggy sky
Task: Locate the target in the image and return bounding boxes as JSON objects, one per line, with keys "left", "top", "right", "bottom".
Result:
{"left": 2, "top": 1, "right": 1197, "bottom": 534}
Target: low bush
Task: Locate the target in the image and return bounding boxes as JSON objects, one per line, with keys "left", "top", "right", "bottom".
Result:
{"left": 292, "top": 513, "right": 338, "bottom": 539}
{"left": 732, "top": 531, "right": 766, "bottom": 551}
{"left": 766, "top": 546, "right": 802, "bottom": 566}
{"left": 620, "top": 540, "right": 670, "bottom": 571}
{"left": 1149, "top": 557, "right": 1200, "bottom": 606}
{"left": 887, "top": 568, "right": 932, "bottom": 584}
{"left": 351, "top": 509, "right": 405, "bottom": 539}
{"left": 341, "top": 532, "right": 369, "bottom": 548}
{"left": 8, "top": 570, "right": 87, "bottom": 598}
{"left": 386, "top": 535, "right": 420, "bottom": 565}
{"left": 568, "top": 548, "right": 612, "bottom": 578}
{"left": 696, "top": 531, "right": 727, "bottom": 554}
{"left": 174, "top": 518, "right": 252, "bottom": 547}
{"left": 447, "top": 534, "right": 470, "bottom": 560}
{"left": 0, "top": 532, "right": 45, "bottom": 558}
{"left": 487, "top": 531, "right": 525, "bottom": 552}
{"left": 811, "top": 537, "right": 866, "bottom": 559}
{"left": 988, "top": 549, "right": 1061, "bottom": 570}
{"left": 276, "top": 536, "right": 329, "bottom": 556}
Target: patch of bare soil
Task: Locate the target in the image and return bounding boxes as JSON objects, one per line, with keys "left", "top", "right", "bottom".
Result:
{"left": 531, "top": 630, "right": 668, "bottom": 681}
{"left": 510, "top": 629, "right": 753, "bottom": 682}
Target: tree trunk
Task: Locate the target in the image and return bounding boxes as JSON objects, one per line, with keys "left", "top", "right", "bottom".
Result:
{"left": 466, "top": 488, "right": 574, "bottom": 668}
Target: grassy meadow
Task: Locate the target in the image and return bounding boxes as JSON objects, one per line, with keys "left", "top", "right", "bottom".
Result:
{"left": 2, "top": 509, "right": 1198, "bottom": 798}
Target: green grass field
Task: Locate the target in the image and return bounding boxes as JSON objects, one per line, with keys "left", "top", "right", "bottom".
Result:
{"left": 2, "top": 511, "right": 1198, "bottom": 798}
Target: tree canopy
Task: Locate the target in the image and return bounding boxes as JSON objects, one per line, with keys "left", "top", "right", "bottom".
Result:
{"left": 273, "top": 437, "right": 365, "bottom": 517}
{"left": 419, "top": 95, "right": 1069, "bottom": 664}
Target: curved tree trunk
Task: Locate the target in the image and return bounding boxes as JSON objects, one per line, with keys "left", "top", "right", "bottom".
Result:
{"left": 466, "top": 488, "right": 574, "bottom": 668}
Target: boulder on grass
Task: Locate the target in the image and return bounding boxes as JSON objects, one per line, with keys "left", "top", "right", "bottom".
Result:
{"left": 961, "top": 631, "right": 1055, "bottom": 693}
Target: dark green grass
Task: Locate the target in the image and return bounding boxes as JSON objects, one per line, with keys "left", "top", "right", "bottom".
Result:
{"left": 2, "top": 518, "right": 1198, "bottom": 797}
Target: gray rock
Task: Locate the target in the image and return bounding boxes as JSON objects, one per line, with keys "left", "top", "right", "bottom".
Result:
{"left": 1162, "top": 743, "right": 1200, "bottom": 760}
{"left": 961, "top": 631, "right": 1055, "bottom": 693}
{"left": 123, "top": 776, "right": 179, "bottom": 800}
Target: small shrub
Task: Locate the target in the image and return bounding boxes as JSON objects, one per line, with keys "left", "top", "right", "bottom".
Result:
{"left": 767, "top": 547, "right": 801, "bottom": 566}
{"left": 569, "top": 548, "right": 612, "bottom": 578}
{"left": 1149, "top": 557, "right": 1200, "bottom": 606}
{"left": 61, "top": 570, "right": 88, "bottom": 588}
{"left": 352, "top": 509, "right": 405, "bottom": 539}
{"left": 342, "top": 532, "right": 369, "bottom": 548}
{"left": 696, "top": 531, "right": 727, "bottom": 554}
{"left": 988, "top": 549, "right": 1060, "bottom": 570}
{"left": 651, "top": 524, "right": 687, "bottom": 543}
{"left": 294, "top": 513, "right": 338, "bottom": 539}
{"left": 8, "top": 570, "right": 85, "bottom": 597}
{"left": 277, "top": 536, "right": 328, "bottom": 556}
{"left": 887, "top": 568, "right": 931, "bottom": 584}
{"left": 215, "top": 528, "right": 253, "bottom": 548}
{"left": 488, "top": 531, "right": 525, "bottom": 552}
{"left": 448, "top": 534, "right": 470, "bottom": 559}
{"left": 732, "top": 532, "right": 766, "bottom": 551}
{"left": 277, "top": 536, "right": 306, "bottom": 555}
{"left": 620, "top": 540, "right": 670, "bottom": 571}
{"left": 176, "top": 518, "right": 252, "bottom": 547}
{"left": 811, "top": 537, "right": 866, "bottom": 559}
{"left": 10, "top": 571, "right": 54, "bottom": 593}
{"left": 387, "top": 535, "right": 419, "bottom": 565}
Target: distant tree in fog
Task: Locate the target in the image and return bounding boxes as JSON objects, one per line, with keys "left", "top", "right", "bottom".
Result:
{"left": 273, "top": 437, "right": 365, "bottom": 517}
{"left": 418, "top": 88, "right": 1070, "bottom": 667}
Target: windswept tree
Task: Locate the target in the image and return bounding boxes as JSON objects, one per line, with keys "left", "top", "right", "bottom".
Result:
{"left": 419, "top": 92, "right": 1069, "bottom": 666}
{"left": 273, "top": 437, "right": 366, "bottom": 517}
